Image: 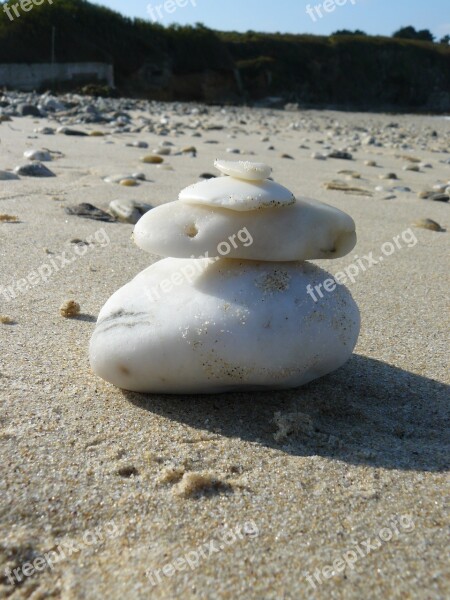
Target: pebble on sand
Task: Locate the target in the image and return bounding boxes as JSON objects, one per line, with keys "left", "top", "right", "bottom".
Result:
{"left": 0, "top": 214, "right": 19, "bottom": 222}
{"left": 60, "top": 300, "right": 81, "bottom": 318}
{"left": 65, "top": 203, "right": 116, "bottom": 222}
{"left": 413, "top": 218, "right": 444, "bottom": 232}
{"left": 324, "top": 181, "right": 373, "bottom": 196}
{"left": 119, "top": 178, "right": 139, "bottom": 187}
{"left": 23, "top": 149, "right": 52, "bottom": 162}
{"left": 14, "top": 162, "right": 55, "bottom": 177}
{"left": 141, "top": 155, "right": 164, "bottom": 164}
{"left": 0, "top": 315, "right": 14, "bottom": 324}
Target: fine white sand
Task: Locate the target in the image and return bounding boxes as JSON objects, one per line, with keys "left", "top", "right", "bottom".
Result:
{"left": 1, "top": 105, "right": 449, "bottom": 599}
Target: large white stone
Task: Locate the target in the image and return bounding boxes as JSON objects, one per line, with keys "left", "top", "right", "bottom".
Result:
{"left": 133, "top": 197, "right": 356, "bottom": 261}
{"left": 89, "top": 258, "right": 360, "bottom": 394}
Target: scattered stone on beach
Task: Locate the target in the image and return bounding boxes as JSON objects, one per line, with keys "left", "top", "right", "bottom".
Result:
{"left": 182, "top": 146, "right": 197, "bottom": 156}
{"left": 132, "top": 173, "right": 146, "bottom": 181}
{"left": 65, "top": 203, "right": 116, "bottom": 222}
{"left": 157, "top": 164, "right": 174, "bottom": 171}
{"left": 60, "top": 300, "right": 81, "bottom": 318}
{"left": 380, "top": 172, "right": 398, "bottom": 180}
{"left": 0, "top": 316, "right": 14, "bottom": 324}
{"left": 89, "top": 131, "right": 104, "bottom": 137}
{"left": 199, "top": 173, "right": 216, "bottom": 179}
{"left": 432, "top": 183, "right": 448, "bottom": 192}
{"left": 126, "top": 141, "right": 148, "bottom": 148}
{"left": 14, "top": 162, "right": 55, "bottom": 177}
{"left": 413, "top": 218, "right": 444, "bottom": 232}
{"left": 425, "top": 193, "right": 449, "bottom": 203}
{"left": 0, "top": 115, "right": 12, "bottom": 122}
{"left": 23, "top": 149, "right": 52, "bottom": 162}
{"left": 141, "top": 155, "right": 164, "bottom": 164}
{"left": 364, "top": 160, "right": 378, "bottom": 167}
{"left": 104, "top": 174, "right": 137, "bottom": 184}
{"left": 281, "top": 153, "right": 294, "bottom": 159}
{"left": 403, "top": 164, "right": 420, "bottom": 172}
{"left": 34, "top": 126, "right": 55, "bottom": 135}
{"left": 311, "top": 152, "right": 327, "bottom": 160}
{"left": 119, "top": 178, "right": 139, "bottom": 187}
{"left": 109, "top": 199, "right": 152, "bottom": 224}
{"left": 392, "top": 186, "right": 412, "bottom": 193}
{"left": 327, "top": 150, "right": 353, "bottom": 160}
{"left": 337, "top": 169, "right": 361, "bottom": 179}
{"left": 324, "top": 181, "right": 373, "bottom": 196}
{"left": 0, "top": 170, "right": 20, "bottom": 180}
{"left": 19, "top": 104, "right": 41, "bottom": 117}
{"left": 226, "top": 148, "right": 241, "bottom": 154}
{"left": 397, "top": 154, "right": 421, "bottom": 163}
{"left": 0, "top": 214, "right": 19, "bottom": 222}
{"left": 57, "top": 127, "right": 88, "bottom": 136}
{"left": 154, "top": 147, "right": 171, "bottom": 156}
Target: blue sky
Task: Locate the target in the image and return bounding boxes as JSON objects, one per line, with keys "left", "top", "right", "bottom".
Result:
{"left": 93, "top": 0, "right": 450, "bottom": 39}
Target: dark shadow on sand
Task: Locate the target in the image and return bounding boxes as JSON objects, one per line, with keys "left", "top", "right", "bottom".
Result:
{"left": 123, "top": 355, "right": 449, "bottom": 473}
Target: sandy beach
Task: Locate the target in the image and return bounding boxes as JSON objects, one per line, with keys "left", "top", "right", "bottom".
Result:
{"left": 0, "top": 97, "right": 449, "bottom": 599}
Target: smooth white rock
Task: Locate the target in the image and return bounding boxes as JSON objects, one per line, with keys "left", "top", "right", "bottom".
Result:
{"left": 104, "top": 174, "right": 137, "bottom": 184}
{"left": 23, "top": 149, "right": 52, "bottom": 161}
{"left": 179, "top": 176, "right": 295, "bottom": 211}
{"left": 214, "top": 160, "right": 272, "bottom": 181}
{"left": 90, "top": 258, "right": 360, "bottom": 394}
{"left": 134, "top": 197, "right": 356, "bottom": 261}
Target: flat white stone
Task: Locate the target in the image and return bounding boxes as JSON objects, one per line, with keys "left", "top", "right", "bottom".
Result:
{"left": 214, "top": 160, "right": 272, "bottom": 181}
{"left": 90, "top": 259, "right": 360, "bottom": 394}
{"left": 134, "top": 197, "right": 356, "bottom": 261}
{"left": 23, "top": 149, "right": 52, "bottom": 162}
{"left": 104, "top": 174, "right": 136, "bottom": 184}
{"left": 179, "top": 176, "right": 295, "bottom": 211}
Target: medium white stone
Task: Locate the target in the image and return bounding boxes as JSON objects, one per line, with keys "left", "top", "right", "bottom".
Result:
{"left": 24, "top": 149, "right": 52, "bottom": 162}
{"left": 134, "top": 197, "right": 356, "bottom": 261}
{"left": 90, "top": 258, "right": 360, "bottom": 394}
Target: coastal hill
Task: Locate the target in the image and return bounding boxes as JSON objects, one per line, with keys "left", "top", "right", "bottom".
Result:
{"left": 0, "top": 0, "right": 449, "bottom": 111}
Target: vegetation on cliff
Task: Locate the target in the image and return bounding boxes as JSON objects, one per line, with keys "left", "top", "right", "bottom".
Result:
{"left": 0, "top": 0, "right": 449, "bottom": 110}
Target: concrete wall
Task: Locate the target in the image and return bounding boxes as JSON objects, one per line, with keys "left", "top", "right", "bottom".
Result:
{"left": 0, "top": 62, "right": 114, "bottom": 91}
